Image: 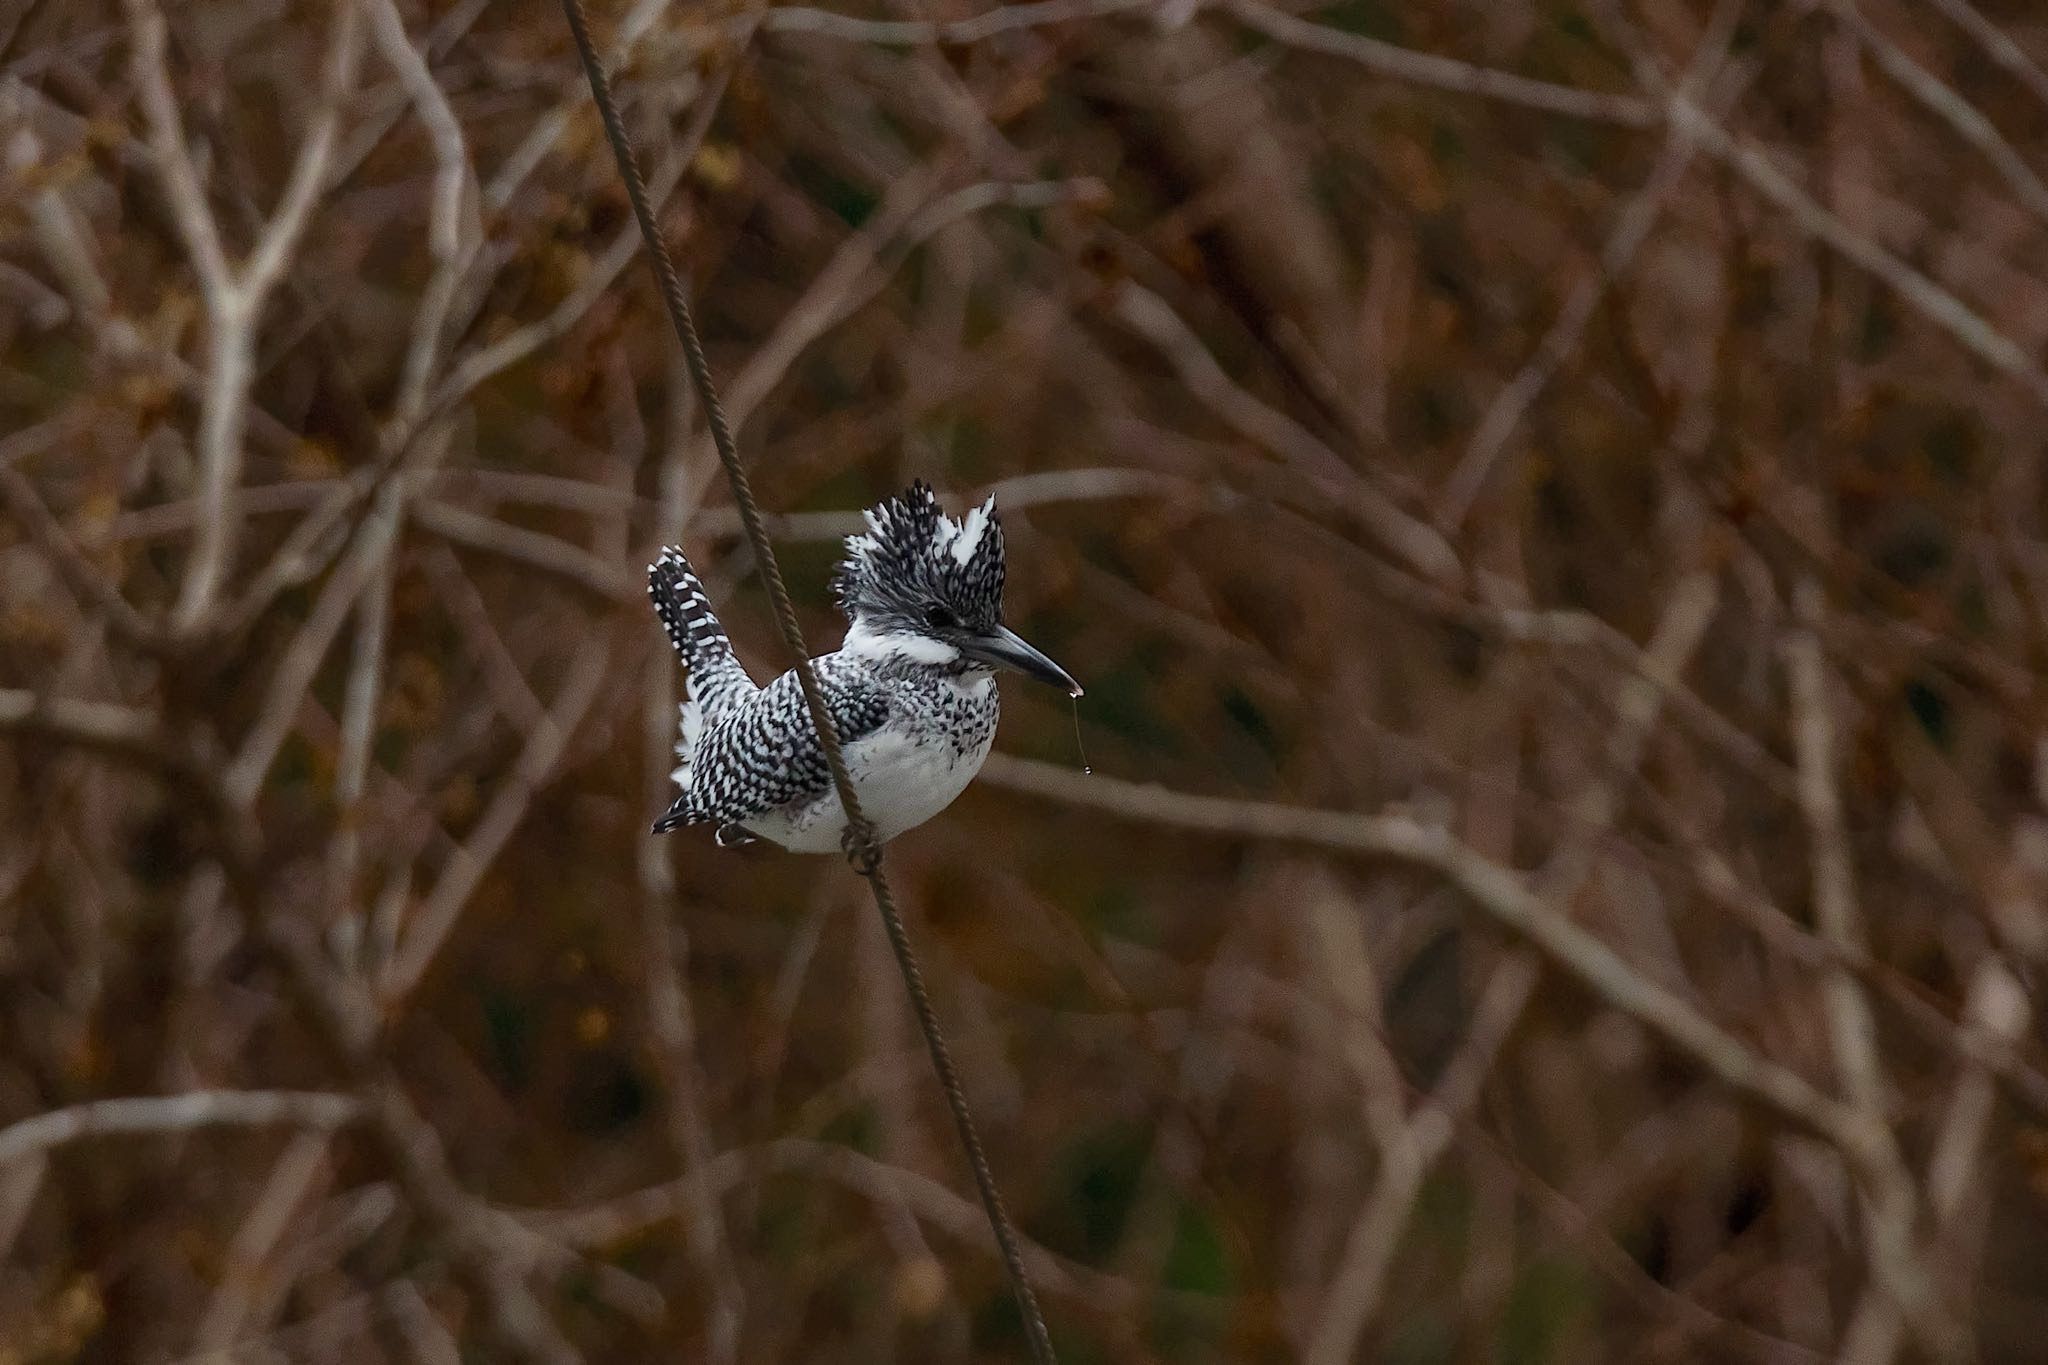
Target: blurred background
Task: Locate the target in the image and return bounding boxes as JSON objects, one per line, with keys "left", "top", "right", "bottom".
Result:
{"left": 6, "top": 0, "right": 2048, "bottom": 1360}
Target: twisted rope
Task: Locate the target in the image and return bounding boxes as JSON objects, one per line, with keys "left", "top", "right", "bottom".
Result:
{"left": 557, "top": 4, "right": 1057, "bottom": 1360}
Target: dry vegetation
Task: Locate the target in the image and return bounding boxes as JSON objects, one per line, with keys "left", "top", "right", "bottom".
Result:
{"left": 6, "top": 0, "right": 2048, "bottom": 1360}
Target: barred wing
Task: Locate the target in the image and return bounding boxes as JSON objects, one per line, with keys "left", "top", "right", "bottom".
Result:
{"left": 672, "top": 656, "right": 890, "bottom": 827}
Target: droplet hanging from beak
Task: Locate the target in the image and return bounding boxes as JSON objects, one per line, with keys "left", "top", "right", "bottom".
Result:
{"left": 1069, "top": 693, "right": 1091, "bottom": 776}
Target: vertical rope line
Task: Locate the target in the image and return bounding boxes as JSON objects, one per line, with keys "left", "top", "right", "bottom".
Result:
{"left": 557, "top": 5, "right": 1058, "bottom": 1361}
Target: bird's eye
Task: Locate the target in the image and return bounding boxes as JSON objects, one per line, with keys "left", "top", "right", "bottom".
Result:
{"left": 924, "top": 604, "right": 956, "bottom": 630}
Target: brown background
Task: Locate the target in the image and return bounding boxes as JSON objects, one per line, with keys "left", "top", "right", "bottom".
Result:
{"left": 5, "top": 0, "right": 2048, "bottom": 1360}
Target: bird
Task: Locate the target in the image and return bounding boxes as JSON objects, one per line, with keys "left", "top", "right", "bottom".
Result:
{"left": 647, "top": 480, "right": 1082, "bottom": 853}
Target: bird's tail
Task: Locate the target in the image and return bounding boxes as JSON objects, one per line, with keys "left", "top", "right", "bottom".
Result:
{"left": 648, "top": 548, "right": 753, "bottom": 810}
{"left": 650, "top": 548, "right": 728, "bottom": 664}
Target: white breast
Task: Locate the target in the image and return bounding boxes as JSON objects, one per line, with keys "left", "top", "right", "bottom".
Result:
{"left": 742, "top": 677, "right": 997, "bottom": 853}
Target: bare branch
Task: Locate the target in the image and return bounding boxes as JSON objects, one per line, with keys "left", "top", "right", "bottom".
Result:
{"left": 419, "top": 543, "right": 546, "bottom": 730}
{"left": 979, "top": 753, "right": 1863, "bottom": 1144}
{"left": 1842, "top": 956, "right": 2032, "bottom": 1365}
{"left": 526, "top": 1137, "right": 1145, "bottom": 1311}
{"left": 191, "top": 1134, "right": 337, "bottom": 1353}
{"left": 1657, "top": 81, "right": 2048, "bottom": 407}
{"left": 1785, "top": 582, "right": 1956, "bottom": 1362}
{"left": 1925, "top": 961, "right": 2031, "bottom": 1223}
{"left": 717, "top": 175, "right": 1103, "bottom": 433}
{"left": 360, "top": 0, "right": 479, "bottom": 426}
{"left": 0, "top": 690, "right": 174, "bottom": 768}
{"left": 122, "top": 0, "right": 230, "bottom": 293}
{"left": 480, "top": 0, "right": 685, "bottom": 213}
{"left": 378, "top": 642, "right": 616, "bottom": 1004}
{"left": 1308, "top": 564, "right": 1720, "bottom": 1363}
{"left": 1111, "top": 280, "right": 1461, "bottom": 585}
{"left": 633, "top": 427, "right": 741, "bottom": 1365}
{"left": 1221, "top": 0, "right": 1660, "bottom": 127}
{"left": 0, "top": 455, "right": 157, "bottom": 646}
{"left": 225, "top": 508, "right": 402, "bottom": 806}
{"left": 758, "top": 0, "right": 1152, "bottom": 46}
{"left": 1784, "top": 585, "right": 1886, "bottom": 1121}
{"left": 410, "top": 499, "right": 635, "bottom": 602}
{"left": 0, "top": 1091, "right": 359, "bottom": 1167}
{"left": 325, "top": 484, "right": 404, "bottom": 943}
{"left": 1823, "top": 0, "right": 2048, "bottom": 229}
{"left": 1925, "top": 0, "right": 2048, "bottom": 112}
{"left": 240, "top": 3, "right": 364, "bottom": 302}
{"left": 146, "top": 0, "right": 364, "bottom": 633}
{"left": 1437, "top": 33, "right": 1744, "bottom": 525}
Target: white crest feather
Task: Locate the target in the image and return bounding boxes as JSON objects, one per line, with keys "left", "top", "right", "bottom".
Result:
{"left": 929, "top": 509, "right": 959, "bottom": 556}
{"left": 949, "top": 495, "right": 994, "bottom": 567}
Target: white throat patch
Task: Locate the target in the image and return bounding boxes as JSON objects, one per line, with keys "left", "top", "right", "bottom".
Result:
{"left": 843, "top": 617, "right": 960, "bottom": 666}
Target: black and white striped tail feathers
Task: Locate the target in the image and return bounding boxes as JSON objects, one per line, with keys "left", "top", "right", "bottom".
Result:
{"left": 649, "top": 548, "right": 754, "bottom": 830}
{"left": 649, "top": 549, "right": 751, "bottom": 707}
{"left": 650, "top": 549, "right": 727, "bottom": 669}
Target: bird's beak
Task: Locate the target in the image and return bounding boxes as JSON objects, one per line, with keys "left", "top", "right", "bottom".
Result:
{"left": 960, "top": 625, "right": 1083, "bottom": 697}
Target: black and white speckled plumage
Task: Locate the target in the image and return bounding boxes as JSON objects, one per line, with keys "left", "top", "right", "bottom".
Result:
{"left": 649, "top": 482, "right": 1065, "bottom": 853}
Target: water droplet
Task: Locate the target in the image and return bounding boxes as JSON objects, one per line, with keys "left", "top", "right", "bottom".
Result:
{"left": 1068, "top": 695, "right": 1092, "bottom": 776}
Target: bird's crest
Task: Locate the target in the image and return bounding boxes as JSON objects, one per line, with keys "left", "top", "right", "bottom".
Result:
{"left": 833, "top": 480, "right": 1005, "bottom": 627}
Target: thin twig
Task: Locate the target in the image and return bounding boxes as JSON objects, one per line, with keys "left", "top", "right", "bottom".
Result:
{"left": 758, "top": 0, "right": 1152, "bottom": 46}
{"left": 1925, "top": 0, "right": 2048, "bottom": 113}
{"left": 1789, "top": 584, "right": 1960, "bottom": 1364}
{"left": 1655, "top": 76, "right": 2048, "bottom": 408}
{"left": 707, "top": 171, "right": 1102, "bottom": 449}
{"left": 237, "top": 5, "right": 363, "bottom": 304}
{"left": 360, "top": 0, "right": 479, "bottom": 427}
{"left": 411, "top": 499, "right": 637, "bottom": 602}
{"left": 524, "top": 1137, "right": 1142, "bottom": 1311}
{"left": 1822, "top": 0, "right": 2048, "bottom": 228}
{"left": 1112, "top": 280, "right": 1461, "bottom": 586}
{"left": 980, "top": 752, "right": 1865, "bottom": 1142}
{"left": 225, "top": 511, "right": 401, "bottom": 806}
{"left": 418, "top": 545, "right": 547, "bottom": 730}
{"left": 123, "top": 0, "right": 230, "bottom": 294}
{"left": 191, "top": 1134, "right": 336, "bottom": 1353}
{"left": 324, "top": 483, "right": 404, "bottom": 951}
{"left": 635, "top": 407, "right": 743, "bottom": 1364}
{"left": 0, "top": 458, "right": 157, "bottom": 647}
{"left": 378, "top": 642, "right": 615, "bottom": 1004}
{"left": 1784, "top": 586, "right": 1887, "bottom": 1125}
{"left": 481, "top": 0, "right": 683, "bottom": 214}
{"left": 0, "top": 1091, "right": 360, "bottom": 1167}
{"left": 1437, "top": 40, "right": 1744, "bottom": 525}
{"left": 0, "top": 691, "right": 582, "bottom": 1364}
{"left": 1842, "top": 956, "right": 2031, "bottom": 1365}
{"left": 1221, "top": 0, "right": 1659, "bottom": 127}
{"left": 0, "top": 690, "right": 173, "bottom": 765}
{"left": 1306, "top": 564, "right": 1720, "bottom": 1364}
{"left": 125, "top": 0, "right": 366, "bottom": 633}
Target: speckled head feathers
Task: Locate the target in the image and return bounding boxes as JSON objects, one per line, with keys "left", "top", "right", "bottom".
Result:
{"left": 832, "top": 481, "right": 1004, "bottom": 631}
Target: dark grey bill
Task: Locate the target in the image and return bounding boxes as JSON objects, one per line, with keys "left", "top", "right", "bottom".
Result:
{"left": 960, "top": 625, "right": 1083, "bottom": 697}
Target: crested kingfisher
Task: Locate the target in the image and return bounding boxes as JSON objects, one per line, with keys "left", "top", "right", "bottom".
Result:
{"left": 647, "top": 481, "right": 1081, "bottom": 852}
